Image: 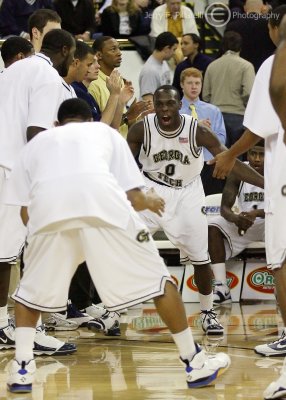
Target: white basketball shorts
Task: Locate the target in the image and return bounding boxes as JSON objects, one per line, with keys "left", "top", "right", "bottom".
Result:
{"left": 12, "top": 213, "right": 173, "bottom": 312}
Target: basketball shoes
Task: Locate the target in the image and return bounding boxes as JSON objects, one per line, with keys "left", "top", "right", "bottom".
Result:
{"left": 200, "top": 309, "right": 224, "bottom": 335}
{"left": 0, "top": 321, "right": 76, "bottom": 355}
{"left": 213, "top": 282, "right": 232, "bottom": 306}
{"left": 255, "top": 330, "right": 286, "bottom": 357}
{"left": 263, "top": 359, "right": 286, "bottom": 399}
{"left": 181, "top": 344, "right": 231, "bottom": 388}
{"left": 7, "top": 359, "right": 36, "bottom": 393}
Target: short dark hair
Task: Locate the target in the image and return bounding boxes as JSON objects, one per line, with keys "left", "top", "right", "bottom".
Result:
{"left": 154, "top": 85, "right": 181, "bottom": 102}
{"left": 28, "top": 9, "right": 61, "bottom": 37}
{"left": 75, "top": 40, "right": 94, "bottom": 60}
{"left": 41, "top": 29, "right": 75, "bottom": 53}
{"left": 57, "top": 98, "right": 92, "bottom": 123}
{"left": 222, "top": 31, "right": 242, "bottom": 53}
{"left": 1, "top": 37, "right": 34, "bottom": 66}
{"left": 182, "top": 33, "right": 202, "bottom": 52}
{"left": 154, "top": 32, "right": 178, "bottom": 51}
{"left": 92, "top": 36, "right": 114, "bottom": 52}
{"left": 269, "top": 5, "right": 286, "bottom": 27}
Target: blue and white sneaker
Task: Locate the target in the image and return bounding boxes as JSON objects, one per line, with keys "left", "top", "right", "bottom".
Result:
{"left": 0, "top": 321, "right": 76, "bottom": 356}
{"left": 255, "top": 330, "right": 286, "bottom": 357}
{"left": 213, "top": 282, "right": 232, "bottom": 305}
{"left": 200, "top": 309, "right": 224, "bottom": 335}
{"left": 88, "top": 310, "right": 121, "bottom": 336}
{"left": 264, "top": 364, "right": 286, "bottom": 399}
{"left": 0, "top": 324, "right": 15, "bottom": 350}
{"left": 66, "top": 301, "right": 93, "bottom": 327}
{"left": 7, "top": 359, "right": 36, "bottom": 393}
{"left": 34, "top": 325, "right": 77, "bottom": 356}
{"left": 181, "top": 344, "right": 231, "bottom": 388}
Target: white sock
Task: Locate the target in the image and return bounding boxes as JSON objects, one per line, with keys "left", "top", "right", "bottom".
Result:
{"left": 199, "top": 292, "right": 213, "bottom": 311}
{"left": 172, "top": 327, "right": 196, "bottom": 361}
{"left": 0, "top": 305, "right": 9, "bottom": 328}
{"left": 15, "top": 327, "right": 36, "bottom": 363}
{"left": 211, "top": 263, "right": 227, "bottom": 284}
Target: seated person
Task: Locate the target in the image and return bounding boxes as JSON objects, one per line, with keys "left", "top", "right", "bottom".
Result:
{"left": 179, "top": 67, "right": 226, "bottom": 195}
{"left": 101, "top": 0, "right": 143, "bottom": 38}
{"left": 208, "top": 141, "right": 265, "bottom": 305}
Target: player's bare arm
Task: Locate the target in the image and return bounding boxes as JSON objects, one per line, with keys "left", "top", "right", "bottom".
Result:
{"left": 207, "top": 129, "right": 261, "bottom": 179}
{"left": 20, "top": 206, "right": 29, "bottom": 226}
{"left": 126, "top": 188, "right": 165, "bottom": 216}
{"left": 127, "top": 120, "right": 145, "bottom": 157}
{"left": 270, "top": 15, "right": 286, "bottom": 136}
{"left": 221, "top": 174, "right": 255, "bottom": 231}
{"left": 196, "top": 124, "right": 264, "bottom": 188}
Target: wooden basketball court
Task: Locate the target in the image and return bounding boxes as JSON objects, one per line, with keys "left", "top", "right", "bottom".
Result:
{"left": 0, "top": 301, "right": 283, "bottom": 400}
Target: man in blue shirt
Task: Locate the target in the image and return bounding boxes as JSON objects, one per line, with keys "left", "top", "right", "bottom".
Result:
{"left": 180, "top": 67, "right": 226, "bottom": 195}
{"left": 173, "top": 34, "right": 213, "bottom": 98}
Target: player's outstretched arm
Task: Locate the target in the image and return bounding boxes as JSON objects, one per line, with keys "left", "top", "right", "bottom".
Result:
{"left": 196, "top": 124, "right": 264, "bottom": 188}
{"left": 207, "top": 129, "right": 261, "bottom": 179}
{"left": 270, "top": 15, "right": 286, "bottom": 134}
{"left": 127, "top": 120, "right": 145, "bottom": 157}
{"left": 126, "top": 188, "right": 165, "bottom": 216}
{"left": 220, "top": 174, "right": 241, "bottom": 223}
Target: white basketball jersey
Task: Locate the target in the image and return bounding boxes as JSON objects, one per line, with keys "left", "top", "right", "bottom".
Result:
{"left": 237, "top": 180, "right": 265, "bottom": 213}
{"left": 139, "top": 113, "right": 203, "bottom": 188}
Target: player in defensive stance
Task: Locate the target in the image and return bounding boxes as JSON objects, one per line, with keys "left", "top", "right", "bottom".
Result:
{"left": 127, "top": 85, "right": 263, "bottom": 335}
{"left": 4, "top": 99, "right": 230, "bottom": 393}
{"left": 208, "top": 142, "right": 265, "bottom": 305}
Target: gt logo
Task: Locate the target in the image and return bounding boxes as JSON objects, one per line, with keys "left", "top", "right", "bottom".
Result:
{"left": 136, "top": 230, "right": 150, "bottom": 243}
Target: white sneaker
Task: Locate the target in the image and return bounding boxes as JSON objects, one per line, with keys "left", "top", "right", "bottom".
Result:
{"left": 66, "top": 301, "right": 93, "bottom": 327}
{"left": 200, "top": 309, "right": 224, "bottom": 335}
{"left": 255, "top": 330, "right": 286, "bottom": 357}
{"left": 181, "top": 344, "right": 231, "bottom": 388}
{"left": 0, "top": 323, "right": 15, "bottom": 350}
{"left": 213, "top": 282, "right": 232, "bottom": 305}
{"left": 45, "top": 313, "right": 79, "bottom": 331}
{"left": 264, "top": 367, "right": 286, "bottom": 399}
{"left": 34, "top": 325, "right": 77, "bottom": 355}
{"left": 88, "top": 310, "right": 121, "bottom": 336}
{"left": 7, "top": 359, "right": 36, "bottom": 393}
{"left": 81, "top": 304, "right": 107, "bottom": 319}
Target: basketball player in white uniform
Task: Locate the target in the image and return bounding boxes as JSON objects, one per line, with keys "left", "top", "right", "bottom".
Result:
{"left": 208, "top": 7, "right": 286, "bottom": 398}
{"left": 127, "top": 85, "right": 264, "bottom": 336}
{"left": 208, "top": 142, "right": 265, "bottom": 305}
{"left": 4, "top": 98, "right": 231, "bottom": 393}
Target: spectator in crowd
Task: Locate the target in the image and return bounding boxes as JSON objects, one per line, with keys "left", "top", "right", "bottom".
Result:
{"left": 203, "top": 31, "right": 255, "bottom": 150}
{"left": 53, "top": 0, "right": 96, "bottom": 41}
{"left": 208, "top": 142, "right": 265, "bottom": 305}
{"left": 180, "top": 67, "right": 226, "bottom": 195}
{"left": 226, "top": 0, "right": 276, "bottom": 72}
{"left": 173, "top": 33, "right": 213, "bottom": 98}
{"left": 0, "top": 0, "right": 54, "bottom": 38}
{"left": 150, "top": 0, "right": 199, "bottom": 37}
{"left": 139, "top": 32, "right": 178, "bottom": 105}
{"left": 89, "top": 35, "right": 151, "bottom": 137}
{"left": 101, "top": 0, "right": 143, "bottom": 38}
{"left": 1, "top": 36, "right": 34, "bottom": 68}
{"left": 134, "top": 0, "right": 152, "bottom": 34}
{"left": 28, "top": 9, "right": 61, "bottom": 53}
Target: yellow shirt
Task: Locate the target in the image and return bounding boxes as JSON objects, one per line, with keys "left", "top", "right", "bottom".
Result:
{"left": 167, "top": 12, "right": 183, "bottom": 38}
{"left": 88, "top": 70, "right": 128, "bottom": 138}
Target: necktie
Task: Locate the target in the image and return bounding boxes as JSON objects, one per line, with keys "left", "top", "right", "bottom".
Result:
{"left": 189, "top": 104, "right": 198, "bottom": 120}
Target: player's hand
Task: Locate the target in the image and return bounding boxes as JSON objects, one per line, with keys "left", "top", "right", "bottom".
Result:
{"left": 106, "top": 69, "right": 121, "bottom": 96}
{"left": 234, "top": 212, "right": 255, "bottom": 232}
{"left": 208, "top": 150, "right": 236, "bottom": 180}
{"left": 146, "top": 188, "right": 165, "bottom": 216}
